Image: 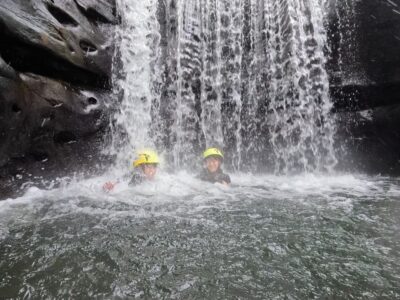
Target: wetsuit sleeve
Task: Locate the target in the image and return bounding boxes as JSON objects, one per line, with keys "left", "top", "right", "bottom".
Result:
{"left": 218, "top": 173, "right": 231, "bottom": 184}
{"left": 221, "top": 173, "right": 231, "bottom": 184}
{"left": 215, "top": 172, "right": 231, "bottom": 184}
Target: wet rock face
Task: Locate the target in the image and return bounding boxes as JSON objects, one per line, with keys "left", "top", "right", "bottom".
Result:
{"left": 0, "top": 72, "right": 107, "bottom": 166}
{"left": 0, "top": 0, "right": 117, "bottom": 198}
{"left": 0, "top": 0, "right": 116, "bottom": 80}
{"left": 328, "top": 0, "right": 400, "bottom": 175}
{"left": 336, "top": 105, "right": 400, "bottom": 174}
{"left": 328, "top": 0, "right": 400, "bottom": 111}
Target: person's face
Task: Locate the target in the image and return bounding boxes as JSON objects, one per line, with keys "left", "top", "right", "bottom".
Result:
{"left": 205, "top": 157, "right": 221, "bottom": 173}
{"left": 141, "top": 164, "right": 157, "bottom": 180}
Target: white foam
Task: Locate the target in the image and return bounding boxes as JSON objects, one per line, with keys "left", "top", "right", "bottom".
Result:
{"left": 1, "top": 172, "right": 398, "bottom": 221}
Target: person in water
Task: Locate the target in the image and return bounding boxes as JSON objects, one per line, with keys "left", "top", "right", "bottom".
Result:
{"left": 103, "top": 149, "right": 159, "bottom": 192}
{"left": 197, "top": 147, "right": 231, "bottom": 185}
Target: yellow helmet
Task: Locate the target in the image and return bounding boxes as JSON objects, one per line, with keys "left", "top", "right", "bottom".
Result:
{"left": 133, "top": 149, "right": 160, "bottom": 168}
{"left": 203, "top": 147, "right": 224, "bottom": 160}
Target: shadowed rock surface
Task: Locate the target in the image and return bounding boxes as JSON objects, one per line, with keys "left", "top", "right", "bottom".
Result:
{"left": 0, "top": 0, "right": 117, "bottom": 198}
{"left": 336, "top": 104, "right": 400, "bottom": 174}
{"left": 0, "top": 69, "right": 111, "bottom": 198}
{"left": 328, "top": 0, "right": 400, "bottom": 174}
{"left": 0, "top": 0, "right": 115, "bottom": 77}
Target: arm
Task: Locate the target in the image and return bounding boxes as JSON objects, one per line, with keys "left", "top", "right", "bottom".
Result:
{"left": 103, "top": 172, "right": 131, "bottom": 192}
{"left": 103, "top": 180, "right": 119, "bottom": 192}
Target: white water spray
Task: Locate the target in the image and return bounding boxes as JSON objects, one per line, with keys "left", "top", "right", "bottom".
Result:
{"left": 109, "top": 0, "right": 160, "bottom": 168}
{"left": 112, "top": 0, "right": 337, "bottom": 173}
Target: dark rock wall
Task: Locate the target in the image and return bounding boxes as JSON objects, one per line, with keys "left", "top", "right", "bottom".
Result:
{"left": 0, "top": 0, "right": 117, "bottom": 198}
{"left": 336, "top": 104, "right": 400, "bottom": 175}
{"left": 328, "top": 0, "right": 400, "bottom": 174}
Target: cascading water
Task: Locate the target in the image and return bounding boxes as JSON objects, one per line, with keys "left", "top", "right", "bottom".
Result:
{"left": 3, "top": 1, "right": 400, "bottom": 299}
{"left": 111, "top": 0, "right": 337, "bottom": 173}
{"left": 263, "top": 0, "right": 337, "bottom": 173}
{"left": 328, "top": 0, "right": 364, "bottom": 87}
{"left": 109, "top": 0, "right": 160, "bottom": 169}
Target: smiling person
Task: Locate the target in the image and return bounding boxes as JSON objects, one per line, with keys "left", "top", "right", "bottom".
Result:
{"left": 130, "top": 150, "right": 159, "bottom": 184}
{"left": 103, "top": 149, "right": 160, "bottom": 192}
{"left": 197, "top": 147, "right": 231, "bottom": 185}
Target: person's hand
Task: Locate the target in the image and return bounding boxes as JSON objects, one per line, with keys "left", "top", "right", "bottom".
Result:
{"left": 103, "top": 181, "right": 116, "bottom": 192}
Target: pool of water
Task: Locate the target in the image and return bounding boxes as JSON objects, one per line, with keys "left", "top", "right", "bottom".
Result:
{"left": 1, "top": 173, "right": 399, "bottom": 299}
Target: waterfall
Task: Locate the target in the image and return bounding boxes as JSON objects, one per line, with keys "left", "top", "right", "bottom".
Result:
{"left": 112, "top": 0, "right": 337, "bottom": 173}
{"left": 328, "top": 0, "right": 362, "bottom": 86}
{"left": 263, "top": 0, "right": 337, "bottom": 172}
{"left": 110, "top": 0, "right": 160, "bottom": 168}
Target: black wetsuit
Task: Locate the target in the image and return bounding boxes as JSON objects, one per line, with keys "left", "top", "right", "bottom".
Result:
{"left": 197, "top": 168, "right": 231, "bottom": 184}
{"left": 129, "top": 173, "right": 145, "bottom": 186}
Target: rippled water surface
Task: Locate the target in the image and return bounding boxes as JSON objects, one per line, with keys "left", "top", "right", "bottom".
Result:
{"left": 1, "top": 173, "right": 400, "bottom": 299}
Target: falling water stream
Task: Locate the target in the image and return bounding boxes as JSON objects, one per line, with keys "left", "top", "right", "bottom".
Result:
{"left": 112, "top": 0, "right": 337, "bottom": 172}
{"left": 1, "top": 0, "right": 400, "bottom": 299}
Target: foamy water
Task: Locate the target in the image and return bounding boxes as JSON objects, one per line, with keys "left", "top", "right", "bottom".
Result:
{"left": 1, "top": 173, "right": 399, "bottom": 298}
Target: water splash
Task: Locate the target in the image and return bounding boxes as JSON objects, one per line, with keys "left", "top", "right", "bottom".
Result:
{"left": 112, "top": 0, "right": 337, "bottom": 173}
{"left": 1, "top": 173, "right": 400, "bottom": 298}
